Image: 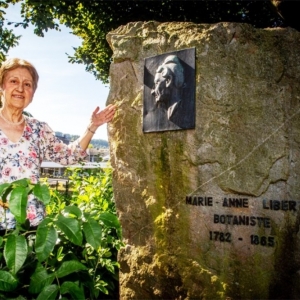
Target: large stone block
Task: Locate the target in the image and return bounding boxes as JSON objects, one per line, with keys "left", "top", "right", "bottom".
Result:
{"left": 107, "top": 21, "right": 300, "bottom": 299}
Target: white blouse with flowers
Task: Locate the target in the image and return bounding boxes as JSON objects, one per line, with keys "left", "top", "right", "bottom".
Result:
{"left": 0, "top": 116, "right": 87, "bottom": 230}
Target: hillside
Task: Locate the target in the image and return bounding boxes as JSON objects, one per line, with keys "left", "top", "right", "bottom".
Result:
{"left": 55, "top": 132, "right": 109, "bottom": 148}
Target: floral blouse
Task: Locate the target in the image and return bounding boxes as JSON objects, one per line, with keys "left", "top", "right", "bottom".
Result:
{"left": 0, "top": 116, "right": 87, "bottom": 230}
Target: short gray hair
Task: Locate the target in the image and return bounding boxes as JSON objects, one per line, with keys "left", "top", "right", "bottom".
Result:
{"left": 156, "top": 55, "right": 184, "bottom": 88}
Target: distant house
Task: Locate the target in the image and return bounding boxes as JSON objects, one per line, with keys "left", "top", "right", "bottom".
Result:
{"left": 55, "top": 132, "right": 70, "bottom": 145}
{"left": 41, "top": 133, "right": 110, "bottom": 177}
{"left": 41, "top": 161, "right": 64, "bottom": 177}
{"left": 54, "top": 132, "right": 109, "bottom": 161}
{"left": 87, "top": 148, "right": 109, "bottom": 162}
{"left": 41, "top": 160, "right": 111, "bottom": 177}
{"left": 41, "top": 132, "right": 109, "bottom": 177}
{"left": 102, "top": 155, "right": 110, "bottom": 162}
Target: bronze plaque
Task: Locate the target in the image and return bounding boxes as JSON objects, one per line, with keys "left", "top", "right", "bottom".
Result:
{"left": 143, "top": 48, "right": 195, "bottom": 132}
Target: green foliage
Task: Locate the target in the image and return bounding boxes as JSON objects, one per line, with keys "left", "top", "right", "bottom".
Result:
{"left": 3, "top": 0, "right": 286, "bottom": 83}
{"left": 0, "top": 0, "right": 20, "bottom": 63}
{"left": 90, "top": 138, "right": 109, "bottom": 149}
{"left": 0, "top": 169, "right": 122, "bottom": 299}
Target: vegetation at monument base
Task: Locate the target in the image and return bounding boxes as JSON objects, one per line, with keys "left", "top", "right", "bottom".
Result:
{"left": 0, "top": 168, "right": 122, "bottom": 299}
{"left": 0, "top": 0, "right": 298, "bottom": 83}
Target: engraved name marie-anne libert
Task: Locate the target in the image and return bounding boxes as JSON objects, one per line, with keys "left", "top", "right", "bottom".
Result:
{"left": 186, "top": 196, "right": 298, "bottom": 211}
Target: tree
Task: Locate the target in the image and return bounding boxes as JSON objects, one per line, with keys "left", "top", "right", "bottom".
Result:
{"left": 0, "top": 1, "right": 20, "bottom": 61}
{"left": 1, "top": 1, "right": 298, "bottom": 84}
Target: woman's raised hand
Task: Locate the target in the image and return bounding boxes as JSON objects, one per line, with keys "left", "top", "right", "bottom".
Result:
{"left": 90, "top": 104, "right": 116, "bottom": 127}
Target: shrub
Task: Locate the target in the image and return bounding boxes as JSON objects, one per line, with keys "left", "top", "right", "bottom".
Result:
{"left": 0, "top": 169, "right": 122, "bottom": 300}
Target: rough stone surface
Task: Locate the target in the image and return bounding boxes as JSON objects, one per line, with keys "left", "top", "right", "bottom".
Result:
{"left": 106, "top": 21, "right": 300, "bottom": 299}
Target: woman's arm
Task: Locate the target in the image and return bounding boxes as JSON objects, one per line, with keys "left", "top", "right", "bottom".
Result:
{"left": 41, "top": 104, "right": 116, "bottom": 165}
{"left": 78, "top": 105, "right": 116, "bottom": 151}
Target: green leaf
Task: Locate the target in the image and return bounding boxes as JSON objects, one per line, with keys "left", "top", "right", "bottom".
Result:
{"left": 10, "top": 296, "right": 26, "bottom": 300}
{"left": 0, "top": 184, "right": 12, "bottom": 203}
{"left": 29, "top": 266, "right": 55, "bottom": 294}
{"left": 55, "top": 260, "right": 87, "bottom": 278}
{"left": 0, "top": 270, "right": 18, "bottom": 291}
{"left": 12, "top": 178, "right": 30, "bottom": 188}
{"left": 36, "top": 222, "right": 58, "bottom": 262}
{"left": 4, "top": 234, "right": 27, "bottom": 274}
{"left": 63, "top": 205, "right": 82, "bottom": 218}
{"left": 36, "top": 284, "right": 59, "bottom": 300}
{"left": 104, "top": 259, "right": 115, "bottom": 274}
{"left": 99, "top": 212, "right": 120, "bottom": 229}
{"left": 83, "top": 217, "right": 102, "bottom": 249}
{"left": 60, "top": 281, "right": 85, "bottom": 299}
{"left": 9, "top": 186, "right": 28, "bottom": 224}
{"left": 97, "top": 280, "right": 109, "bottom": 294}
{"left": 33, "top": 183, "right": 50, "bottom": 205}
{"left": 55, "top": 215, "right": 82, "bottom": 245}
{"left": 0, "top": 183, "right": 10, "bottom": 196}
{"left": 56, "top": 246, "right": 64, "bottom": 261}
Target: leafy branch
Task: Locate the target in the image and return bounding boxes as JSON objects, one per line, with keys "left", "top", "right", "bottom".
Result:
{"left": 0, "top": 168, "right": 122, "bottom": 299}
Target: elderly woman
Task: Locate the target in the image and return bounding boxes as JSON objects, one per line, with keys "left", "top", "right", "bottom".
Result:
{"left": 0, "top": 58, "right": 115, "bottom": 230}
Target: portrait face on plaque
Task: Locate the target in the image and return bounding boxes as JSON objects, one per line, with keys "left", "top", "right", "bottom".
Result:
{"left": 143, "top": 48, "right": 195, "bottom": 133}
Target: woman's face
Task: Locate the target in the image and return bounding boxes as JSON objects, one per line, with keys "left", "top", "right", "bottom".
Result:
{"left": 1, "top": 67, "right": 35, "bottom": 111}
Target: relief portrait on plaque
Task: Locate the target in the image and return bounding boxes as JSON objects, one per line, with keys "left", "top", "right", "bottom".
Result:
{"left": 143, "top": 48, "right": 195, "bottom": 132}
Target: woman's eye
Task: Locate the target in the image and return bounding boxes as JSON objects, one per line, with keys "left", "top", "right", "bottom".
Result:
{"left": 25, "top": 83, "right": 31, "bottom": 87}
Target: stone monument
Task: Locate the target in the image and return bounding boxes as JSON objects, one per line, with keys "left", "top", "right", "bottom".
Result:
{"left": 106, "top": 21, "right": 300, "bottom": 299}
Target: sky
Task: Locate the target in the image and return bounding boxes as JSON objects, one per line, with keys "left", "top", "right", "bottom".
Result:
{"left": 4, "top": 4, "right": 110, "bottom": 140}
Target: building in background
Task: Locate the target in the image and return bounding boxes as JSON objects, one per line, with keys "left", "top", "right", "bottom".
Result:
{"left": 40, "top": 133, "right": 110, "bottom": 177}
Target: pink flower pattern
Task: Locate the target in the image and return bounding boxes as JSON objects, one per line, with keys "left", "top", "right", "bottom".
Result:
{"left": 0, "top": 116, "right": 87, "bottom": 230}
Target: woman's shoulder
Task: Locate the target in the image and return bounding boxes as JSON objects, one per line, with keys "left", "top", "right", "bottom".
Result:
{"left": 25, "top": 116, "right": 47, "bottom": 126}
{"left": 24, "top": 116, "right": 52, "bottom": 131}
